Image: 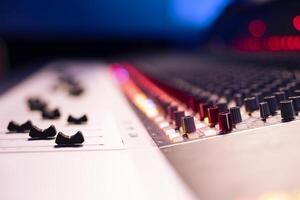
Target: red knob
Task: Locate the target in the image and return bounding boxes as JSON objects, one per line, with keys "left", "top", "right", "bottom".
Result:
{"left": 208, "top": 107, "right": 219, "bottom": 127}
{"left": 218, "top": 112, "right": 233, "bottom": 134}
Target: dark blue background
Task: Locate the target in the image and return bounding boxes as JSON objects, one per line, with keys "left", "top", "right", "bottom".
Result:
{"left": 0, "top": 0, "right": 232, "bottom": 40}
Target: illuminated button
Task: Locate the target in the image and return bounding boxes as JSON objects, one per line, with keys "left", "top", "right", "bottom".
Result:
{"left": 218, "top": 112, "right": 233, "bottom": 134}
{"left": 280, "top": 100, "right": 295, "bottom": 122}
{"left": 158, "top": 121, "right": 169, "bottom": 129}
{"left": 181, "top": 116, "right": 196, "bottom": 134}
{"left": 187, "top": 133, "right": 199, "bottom": 139}
{"left": 204, "top": 129, "right": 217, "bottom": 137}
{"left": 208, "top": 107, "right": 219, "bottom": 127}
{"left": 174, "top": 111, "right": 185, "bottom": 129}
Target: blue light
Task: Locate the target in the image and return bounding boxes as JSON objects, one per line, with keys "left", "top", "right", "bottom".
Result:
{"left": 170, "top": 0, "right": 232, "bottom": 29}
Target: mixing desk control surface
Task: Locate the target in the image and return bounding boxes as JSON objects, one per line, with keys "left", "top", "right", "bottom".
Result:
{"left": 3, "top": 58, "right": 300, "bottom": 200}
{"left": 0, "top": 61, "right": 197, "bottom": 200}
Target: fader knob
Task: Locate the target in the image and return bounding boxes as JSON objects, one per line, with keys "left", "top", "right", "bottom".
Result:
{"left": 181, "top": 116, "right": 196, "bottom": 134}
{"left": 174, "top": 111, "right": 185, "bottom": 129}
{"left": 218, "top": 112, "right": 233, "bottom": 134}
{"left": 244, "top": 97, "right": 258, "bottom": 114}
{"left": 280, "top": 100, "right": 295, "bottom": 122}
{"left": 229, "top": 107, "right": 242, "bottom": 125}
{"left": 259, "top": 102, "right": 270, "bottom": 121}
{"left": 264, "top": 96, "right": 277, "bottom": 115}
{"left": 208, "top": 107, "right": 219, "bottom": 127}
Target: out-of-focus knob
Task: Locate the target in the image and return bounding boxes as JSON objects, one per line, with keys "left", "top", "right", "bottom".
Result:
{"left": 199, "top": 102, "right": 212, "bottom": 121}
{"left": 259, "top": 102, "right": 270, "bottom": 121}
{"left": 280, "top": 100, "right": 295, "bottom": 122}
{"left": 208, "top": 107, "right": 219, "bottom": 127}
{"left": 244, "top": 97, "right": 258, "bottom": 114}
{"left": 181, "top": 116, "right": 196, "bottom": 134}
{"left": 218, "top": 112, "right": 233, "bottom": 134}
{"left": 289, "top": 96, "right": 300, "bottom": 115}
{"left": 174, "top": 111, "right": 185, "bottom": 129}
{"left": 252, "top": 92, "right": 263, "bottom": 103}
{"left": 234, "top": 93, "right": 243, "bottom": 106}
{"left": 167, "top": 105, "right": 178, "bottom": 121}
{"left": 264, "top": 96, "right": 277, "bottom": 115}
{"left": 229, "top": 107, "right": 242, "bottom": 125}
{"left": 217, "top": 102, "right": 228, "bottom": 112}
{"left": 274, "top": 91, "right": 286, "bottom": 105}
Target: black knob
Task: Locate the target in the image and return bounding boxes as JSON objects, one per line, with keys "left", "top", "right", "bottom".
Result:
{"left": 67, "top": 114, "right": 88, "bottom": 124}
{"left": 27, "top": 98, "right": 47, "bottom": 111}
{"left": 244, "top": 97, "right": 258, "bottom": 114}
{"left": 161, "top": 101, "right": 171, "bottom": 116}
{"left": 69, "top": 85, "right": 84, "bottom": 96}
{"left": 167, "top": 105, "right": 178, "bottom": 121}
{"left": 259, "top": 102, "right": 270, "bottom": 121}
{"left": 7, "top": 120, "right": 33, "bottom": 133}
{"left": 294, "top": 89, "right": 300, "bottom": 96}
{"left": 234, "top": 93, "right": 243, "bottom": 106}
{"left": 55, "top": 131, "right": 85, "bottom": 146}
{"left": 280, "top": 100, "right": 295, "bottom": 122}
{"left": 181, "top": 116, "right": 196, "bottom": 134}
{"left": 218, "top": 112, "right": 233, "bottom": 134}
{"left": 217, "top": 102, "right": 228, "bottom": 112}
{"left": 174, "top": 111, "right": 185, "bottom": 129}
{"left": 288, "top": 96, "right": 300, "bottom": 115}
{"left": 29, "top": 125, "right": 57, "bottom": 139}
{"left": 264, "top": 96, "right": 277, "bottom": 115}
{"left": 274, "top": 91, "right": 286, "bottom": 105}
{"left": 42, "top": 108, "right": 61, "bottom": 120}
{"left": 230, "top": 107, "right": 242, "bottom": 124}
{"left": 252, "top": 92, "right": 263, "bottom": 103}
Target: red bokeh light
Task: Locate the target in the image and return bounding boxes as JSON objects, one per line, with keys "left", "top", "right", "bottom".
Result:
{"left": 293, "top": 15, "right": 300, "bottom": 31}
{"left": 248, "top": 19, "right": 266, "bottom": 38}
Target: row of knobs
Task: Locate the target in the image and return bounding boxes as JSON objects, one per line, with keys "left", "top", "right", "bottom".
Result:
{"left": 244, "top": 95, "right": 299, "bottom": 122}
{"left": 159, "top": 91, "right": 299, "bottom": 137}
{"left": 165, "top": 103, "right": 241, "bottom": 135}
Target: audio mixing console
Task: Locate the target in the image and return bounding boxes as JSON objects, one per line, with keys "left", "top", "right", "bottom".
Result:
{"left": 1, "top": 57, "right": 300, "bottom": 200}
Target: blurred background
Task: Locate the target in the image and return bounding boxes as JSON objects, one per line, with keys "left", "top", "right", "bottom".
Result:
{"left": 0, "top": 0, "right": 233, "bottom": 72}
{"left": 1, "top": 0, "right": 299, "bottom": 78}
